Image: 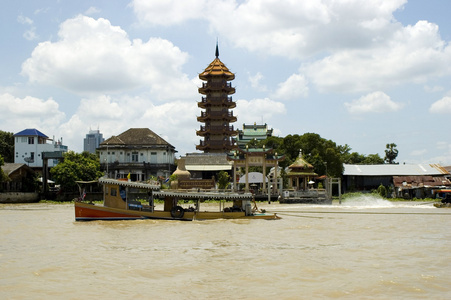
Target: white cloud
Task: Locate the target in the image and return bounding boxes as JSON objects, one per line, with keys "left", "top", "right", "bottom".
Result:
{"left": 55, "top": 94, "right": 199, "bottom": 154}
{"left": 305, "top": 21, "right": 451, "bottom": 93}
{"left": 203, "top": 0, "right": 408, "bottom": 59}
{"left": 85, "top": 7, "right": 101, "bottom": 15}
{"left": 17, "top": 15, "right": 33, "bottom": 25}
{"left": 17, "top": 15, "right": 38, "bottom": 41}
{"left": 248, "top": 72, "right": 267, "bottom": 91}
{"left": 424, "top": 85, "right": 444, "bottom": 93}
{"left": 344, "top": 91, "right": 404, "bottom": 114}
{"left": 235, "top": 98, "right": 286, "bottom": 124}
{"left": 272, "top": 74, "right": 308, "bottom": 100}
{"left": 429, "top": 96, "right": 451, "bottom": 114}
{"left": 132, "top": 1, "right": 451, "bottom": 95}
{"left": 0, "top": 93, "right": 65, "bottom": 133}
{"left": 21, "top": 15, "right": 193, "bottom": 100}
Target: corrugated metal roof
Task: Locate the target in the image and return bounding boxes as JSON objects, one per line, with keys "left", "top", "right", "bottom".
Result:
{"left": 343, "top": 164, "right": 450, "bottom": 176}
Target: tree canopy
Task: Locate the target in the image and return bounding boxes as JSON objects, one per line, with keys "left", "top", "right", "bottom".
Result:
{"left": 254, "top": 132, "right": 387, "bottom": 178}
{"left": 0, "top": 130, "right": 14, "bottom": 163}
{"left": 384, "top": 143, "right": 399, "bottom": 164}
{"left": 50, "top": 151, "right": 103, "bottom": 191}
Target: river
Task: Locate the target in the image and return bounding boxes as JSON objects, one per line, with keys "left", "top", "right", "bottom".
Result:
{"left": 1, "top": 195, "right": 450, "bottom": 299}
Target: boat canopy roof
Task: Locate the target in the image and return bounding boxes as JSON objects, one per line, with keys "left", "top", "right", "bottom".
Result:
{"left": 154, "top": 190, "right": 253, "bottom": 200}
{"left": 99, "top": 178, "right": 160, "bottom": 190}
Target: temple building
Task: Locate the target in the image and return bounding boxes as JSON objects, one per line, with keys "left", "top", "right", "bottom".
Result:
{"left": 235, "top": 123, "right": 273, "bottom": 148}
{"left": 196, "top": 44, "right": 237, "bottom": 153}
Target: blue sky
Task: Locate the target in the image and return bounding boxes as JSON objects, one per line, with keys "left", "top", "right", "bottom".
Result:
{"left": 1, "top": 0, "right": 450, "bottom": 165}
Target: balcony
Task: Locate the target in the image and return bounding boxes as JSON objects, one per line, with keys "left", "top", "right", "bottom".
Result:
{"left": 196, "top": 125, "right": 238, "bottom": 136}
{"left": 196, "top": 139, "right": 236, "bottom": 151}
{"left": 198, "top": 96, "right": 236, "bottom": 109}
{"left": 198, "top": 81, "right": 235, "bottom": 94}
{"left": 197, "top": 110, "right": 237, "bottom": 122}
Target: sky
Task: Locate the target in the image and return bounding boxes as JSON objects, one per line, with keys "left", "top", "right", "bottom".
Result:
{"left": 1, "top": 0, "right": 450, "bottom": 166}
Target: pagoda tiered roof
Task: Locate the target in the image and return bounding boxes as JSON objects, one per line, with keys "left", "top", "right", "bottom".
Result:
{"left": 199, "top": 58, "right": 235, "bottom": 81}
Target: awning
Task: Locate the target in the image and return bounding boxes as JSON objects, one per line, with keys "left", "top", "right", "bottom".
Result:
{"left": 239, "top": 172, "right": 268, "bottom": 184}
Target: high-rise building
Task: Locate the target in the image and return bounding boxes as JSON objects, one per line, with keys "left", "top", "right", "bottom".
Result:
{"left": 83, "top": 129, "right": 104, "bottom": 153}
{"left": 196, "top": 44, "right": 237, "bottom": 153}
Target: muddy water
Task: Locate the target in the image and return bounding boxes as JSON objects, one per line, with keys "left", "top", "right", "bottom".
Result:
{"left": 1, "top": 197, "right": 450, "bottom": 299}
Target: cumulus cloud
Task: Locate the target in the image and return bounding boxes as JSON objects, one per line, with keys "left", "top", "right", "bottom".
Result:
{"left": 0, "top": 93, "right": 65, "bottom": 132}
{"left": 235, "top": 98, "right": 286, "bottom": 124}
{"left": 21, "top": 15, "right": 194, "bottom": 100}
{"left": 429, "top": 96, "right": 451, "bottom": 114}
{"left": 272, "top": 74, "right": 308, "bottom": 100}
{"left": 305, "top": 21, "right": 451, "bottom": 93}
{"left": 132, "top": 0, "right": 408, "bottom": 58}
{"left": 248, "top": 72, "right": 267, "bottom": 92}
{"left": 56, "top": 94, "right": 199, "bottom": 154}
{"left": 344, "top": 91, "right": 404, "bottom": 114}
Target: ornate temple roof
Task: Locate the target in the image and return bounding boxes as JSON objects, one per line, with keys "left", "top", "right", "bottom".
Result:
{"left": 199, "top": 44, "right": 235, "bottom": 80}
{"left": 289, "top": 151, "right": 314, "bottom": 170}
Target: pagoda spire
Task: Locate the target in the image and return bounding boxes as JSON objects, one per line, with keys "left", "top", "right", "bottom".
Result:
{"left": 215, "top": 41, "right": 219, "bottom": 58}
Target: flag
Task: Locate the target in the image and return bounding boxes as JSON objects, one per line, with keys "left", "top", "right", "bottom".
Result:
{"left": 127, "top": 173, "right": 131, "bottom": 180}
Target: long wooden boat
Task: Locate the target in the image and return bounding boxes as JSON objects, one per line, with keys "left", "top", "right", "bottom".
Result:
{"left": 74, "top": 178, "right": 280, "bottom": 221}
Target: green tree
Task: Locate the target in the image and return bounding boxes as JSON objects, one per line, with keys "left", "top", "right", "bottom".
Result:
{"left": 217, "top": 170, "right": 230, "bottom": 189}
{"left": 0, "top": 154, "right": 9, "bottom": 191}
{"left": 377, "top": 184, "right": 387, "bottom": 198}
{"left": 50, "top": 151, "right": 103, "bottom": 191}
{"left": 384, "top": 143, "right": 398, "bottom": 164}
{"left": 0, "top": 130, "right": 14, "bottom": 163}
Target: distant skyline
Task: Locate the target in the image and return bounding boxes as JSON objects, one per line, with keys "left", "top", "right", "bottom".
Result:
{"left": 1, "top": 0, "right": 450, "bottom": 165}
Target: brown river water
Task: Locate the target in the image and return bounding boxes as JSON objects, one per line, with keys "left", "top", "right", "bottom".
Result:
{"left": 1, "top": 195, "right": 450, "bottom": 299}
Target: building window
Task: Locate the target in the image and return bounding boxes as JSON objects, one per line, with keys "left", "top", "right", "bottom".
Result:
{"left": 28, "top": 137, "right": 34, "bottom": 144}
{"left": 30, "top": 152, "right": 34, "bottom": 160}
{"left": 132, "top": 152, "right": 138, "bottom": 162}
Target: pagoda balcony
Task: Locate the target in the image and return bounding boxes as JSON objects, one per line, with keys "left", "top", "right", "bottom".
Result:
{"left": 196, "top": 140, "right": 235, "bottom": 149}
{"left": 197, "top": 111, "right": 237, "bottom": 122}
{"left": 196, "top": 125, "right": 238, "bottom": 136}
{"left": 202, "top": 82, "right": 232, "bottom": 89}
{"left": 198, "top": 81, "right": 235, "bottom": 94}
{"left": 198, "top": 96, "right": 236, "bottom": 108}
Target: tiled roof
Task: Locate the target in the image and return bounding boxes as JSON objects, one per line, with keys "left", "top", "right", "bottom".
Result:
{"left": 14, "top": 128, "right": 48, "bottom": 138}
{"left": 289, "top": 156, "right": 314, "bottom": 170}
{"left": 101, "top": 128, "right": 173, "bottom": 147}
{"left": 199, "top": 58, "right": 235, "bottom": 80}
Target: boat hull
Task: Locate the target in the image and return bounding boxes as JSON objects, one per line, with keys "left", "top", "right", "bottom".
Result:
{"left": 75, "top": 202, "right": 280, "bottom": 221}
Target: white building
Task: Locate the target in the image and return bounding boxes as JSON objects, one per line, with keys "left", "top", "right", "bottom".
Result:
{"left": 14, "top": 129, "right": 68, "bottom": 168}
{"left": 83, "top": 129, "right": 104, "bottom": 154}
{"left": 98, "top": 128, "right": 176, "bottom": 181}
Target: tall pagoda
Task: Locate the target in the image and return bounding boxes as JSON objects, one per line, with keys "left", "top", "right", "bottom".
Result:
{"left": 196, "top": 44, "right": 237, "bottom": 153}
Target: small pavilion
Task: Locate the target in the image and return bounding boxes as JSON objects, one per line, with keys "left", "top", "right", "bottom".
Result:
{"left": 286, "top": 151, "right": 318, "bottom": 191}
